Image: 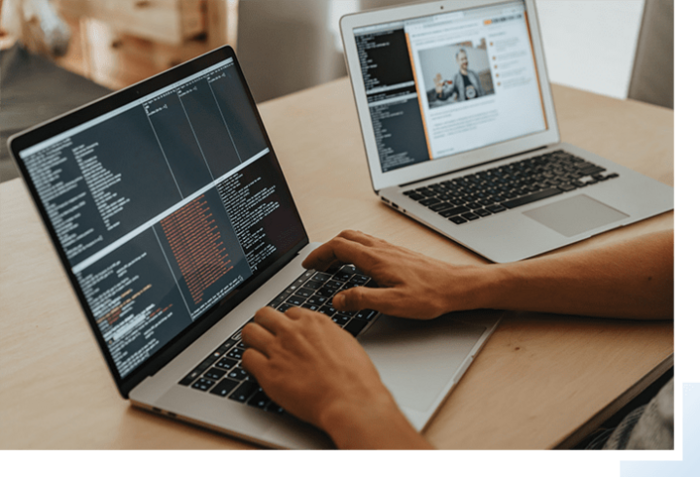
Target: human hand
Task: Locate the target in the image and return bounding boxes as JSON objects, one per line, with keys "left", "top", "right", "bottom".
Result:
{"left": 240, "top": 306, "right": 430, "bottom": 448}
{"left": 433, "top": 73, "right": 444, "bottom": 94}
{"left": 302, "top": 230, "right": 490, "bottom": 319}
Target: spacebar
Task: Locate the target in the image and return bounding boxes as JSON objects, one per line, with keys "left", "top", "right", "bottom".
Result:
{"left": 501, "top": 187, "right": 563, "bottom": 209}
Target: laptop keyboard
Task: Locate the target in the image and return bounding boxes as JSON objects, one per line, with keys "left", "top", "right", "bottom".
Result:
{"left": 402, "top": 150, "right": 619, "bottom": 224}
{"left": 178, "top": 264, "right": 379, "bottom": 415}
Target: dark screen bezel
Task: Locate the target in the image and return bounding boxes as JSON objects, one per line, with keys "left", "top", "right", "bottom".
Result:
{"left": 8, "top": 46, "right": 309, "bottom": 398}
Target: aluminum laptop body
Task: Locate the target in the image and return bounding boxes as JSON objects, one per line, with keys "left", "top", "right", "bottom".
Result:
{"left": 9, "top": 46, "right": 500, "bottom": 449}
{"left": 340, "top": 0, "right": 673, "bottom": 263}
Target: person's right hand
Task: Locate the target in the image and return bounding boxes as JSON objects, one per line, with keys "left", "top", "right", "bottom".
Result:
{"left": 433, "top": 73, "right": 444, "bottom": 94}
{"left": 302, "top": 230, "right": 490, "bottom": 319}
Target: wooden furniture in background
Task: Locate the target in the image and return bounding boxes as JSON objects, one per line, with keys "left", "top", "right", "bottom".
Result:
{"left": 52, "top": 0, "right": 237, "bottom": 90}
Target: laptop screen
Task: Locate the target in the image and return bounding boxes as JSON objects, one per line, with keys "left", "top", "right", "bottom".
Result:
{"left": 352, "top": 0, "right": 547, "bottom": 173}
{"left": 16, "top": 53, "right": 306, "bottom": 380}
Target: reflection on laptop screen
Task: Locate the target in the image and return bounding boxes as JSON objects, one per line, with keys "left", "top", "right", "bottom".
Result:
{"left": 353, "top": 0, "right": 547, "bottom": 173}
{"left": 18, "top": 57, "right": 305, "bottom": 378}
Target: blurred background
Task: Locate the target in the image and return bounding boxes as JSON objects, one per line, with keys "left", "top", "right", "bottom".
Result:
{"left": 0, "top": 0, "right": 673, "bottom": 183}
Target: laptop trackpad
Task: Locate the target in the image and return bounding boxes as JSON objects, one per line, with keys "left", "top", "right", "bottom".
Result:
{"left": 358, "top": 314, "right": 485, "bottom": 412}
{"left": 523, "top": 194, "right": 629, "bottom": 237}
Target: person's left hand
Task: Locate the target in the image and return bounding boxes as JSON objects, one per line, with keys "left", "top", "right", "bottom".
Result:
{"left": 240, "top": 306, "right": 396, "bottom": 430}
{"left": 240, "top": 306, "right": 433, "bottom": 449}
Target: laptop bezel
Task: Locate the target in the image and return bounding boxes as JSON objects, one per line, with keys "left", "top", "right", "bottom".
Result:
{"left": 8, "top": 46, "right": 310, "bottom": 398}
{"left": 340, "top": 0, "right": 560, "bottom": 192}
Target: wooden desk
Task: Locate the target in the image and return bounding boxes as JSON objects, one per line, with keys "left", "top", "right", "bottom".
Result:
{"left": 0, "top": 79, "right": 673, "bottom": 449}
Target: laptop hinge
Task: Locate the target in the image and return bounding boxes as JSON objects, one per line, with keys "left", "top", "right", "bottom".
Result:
{"left": 397, "top": 145, "right": 550, "bottom": 189}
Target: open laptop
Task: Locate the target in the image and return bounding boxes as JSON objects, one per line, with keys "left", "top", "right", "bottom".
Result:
{"left": 9, "top": 46, "right": 501, "bottom": 449}
{"left": 340, "top": 0, "right": 673, "bottom": 263}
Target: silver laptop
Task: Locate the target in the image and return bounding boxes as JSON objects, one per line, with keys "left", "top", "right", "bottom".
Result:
{"left": 340, "top": 0, "right": 673, "bottom": 263}
{"left": 9, "top": 46, "right": 500, "bottom": 449}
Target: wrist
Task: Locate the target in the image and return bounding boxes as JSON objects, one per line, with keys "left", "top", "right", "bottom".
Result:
{"left": 446, "top": 263, "right": 506, "bottom": 312}
{"left": 318, "top": 390, "right": 392, "bottom": 440}
{"left": 318, "top": 391, "right": 425, "bottom": 449}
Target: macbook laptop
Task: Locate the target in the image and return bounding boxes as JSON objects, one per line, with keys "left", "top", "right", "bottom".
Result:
{"left": 9, "top": 46, "right": 501, "bottom": 449}
{"left": 340, "top": 0, "right": 673, "bottom": 263}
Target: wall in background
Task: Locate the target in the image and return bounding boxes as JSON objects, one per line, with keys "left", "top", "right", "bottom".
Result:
{"left": 535, "top": 0, "right": 645, "bottom": 99}
{"left": 314, "top": 0, "right": 646, "bottom": 100}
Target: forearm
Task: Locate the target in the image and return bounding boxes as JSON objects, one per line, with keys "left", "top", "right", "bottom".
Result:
{"left": 455, "top": 230, "right": 673, "bottom": 320}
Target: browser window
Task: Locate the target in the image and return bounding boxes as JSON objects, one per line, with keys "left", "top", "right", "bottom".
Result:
{"left": 353, "top": 1, "right": 547, "bottom": 173}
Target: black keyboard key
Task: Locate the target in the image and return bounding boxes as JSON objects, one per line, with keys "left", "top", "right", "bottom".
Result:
{"left": 192, "top": 378, "right": 216, "bottom": 391}
{"left": 605, "top": 173, "right": 619, "bottom": 180}
{"left": 355, "top": 309, "right": 378, "bottom": 321}
{"left": 248, "top": 388, "right": 271, "bottom": 409}
{"left": 291, "top": 278, "right": 308, "bottom": 289}
{"left": 227, "top": 367, "right": 248, "bottom": 381}
{"left": 318, "top": 306, "right": 336, "bottom": 316}
{"left": 180, "top": 353, "right": 220, "bottom": 385}
{"left": 229, "top": 381, "right": 257, "bottom": 403}
{"left": 349, "top": 274, "right": 370, "bottom": 285}
{"left": 266, "top": 402, "right": 285, "bottom": 414}
{"left": 305, "top": 295, "right": 328, "bottom": 306}
{"left": 294, "top": 288, "right": 313, "bottom": 298}
{"left": 325, "top": 279, "right": 344, "bottom": 290}
{"left": 215, "top": 357, "right": 239, "bottom": 370}
{"left": 317, "top": 286, "right": 337, "bottom": 298}
{"left": 578, "top": 165, "right": 606, "bottom": 176}
{"left": 216, "top": 339, "right": 238, "bottom": 355}
{"left": 336, "top": 310, "right": 355, "bottom": 318}
{"left": 407, "top": 193, "right": 424, "bottom": 201}
{"left": 333, "top": 270, "right": 353, "bottom": 281}
{"left": 277, "top": 303, "right": 293, "bottom": 313}
{"left": 210, "top": 379, "right": 240, "bottom": 397}
{"left": 439, "top": 206, "right": 469, "bottom": 217}
{"left": 332, "top": 314, "right": 350, "bottom": 326}
{"left": 303, "top": 280, "right": 325, "bottom": 291}
{"left": 428, "top": 202, "right": 452, "bottom": 212}
{"left": 340, "top": 264, "right": 357, "bottom": 274}
{"left": 501, "top": 187, "right": 562, "bottom": 209}
{"left": 557, "top": 183, "right": 577, "bottom": 192}
{"left": 285, "top": 296, "right": 305, "bottom": 307}
{"left": 462, "top": 212, "right": 479, "bottom": 221}
{"left": 486, "top": 204, "right": 506, "bottom": 214}
{"left": 344, "top": 319, "right": 368, "bottom": 337}
{"left": 179, "top": 368, "right": 204, "bottom": 386}
{"left": 204, "top": 368, "right": 226, "bottom": 380}
{"left": 311, "top": 272, "right": 332, "bottom": 283}
{"left": 449, "top": 215, "right": 467, "bottom": 224}
{"left": 301, "top": 302, "right": 320, "bottom": 311}
{"left": 227, "top": 348, "right": 244, "bottom": 360}
{"left": 474, "top": 208, "right": 492, "bottom": 217}
{"left": 419, "top": 197, "right": 441, "bottom": 207}
{"left": 268, "top": 297, "right": 283, "bottom": 308}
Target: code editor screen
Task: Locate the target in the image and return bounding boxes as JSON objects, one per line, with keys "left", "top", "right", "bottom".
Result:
{"left": 19, "top": 58, "right": 305, "bottom": 377}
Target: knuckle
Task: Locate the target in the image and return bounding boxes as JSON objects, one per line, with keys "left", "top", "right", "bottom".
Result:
{"left": 285, "top": 306, "right": 303, "bottom": 318}
{"left": 344, "top": 288, "right": 361, "bottom": 306}
{"left": 240, "top": 349, "right": 253, "bottom": 366}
